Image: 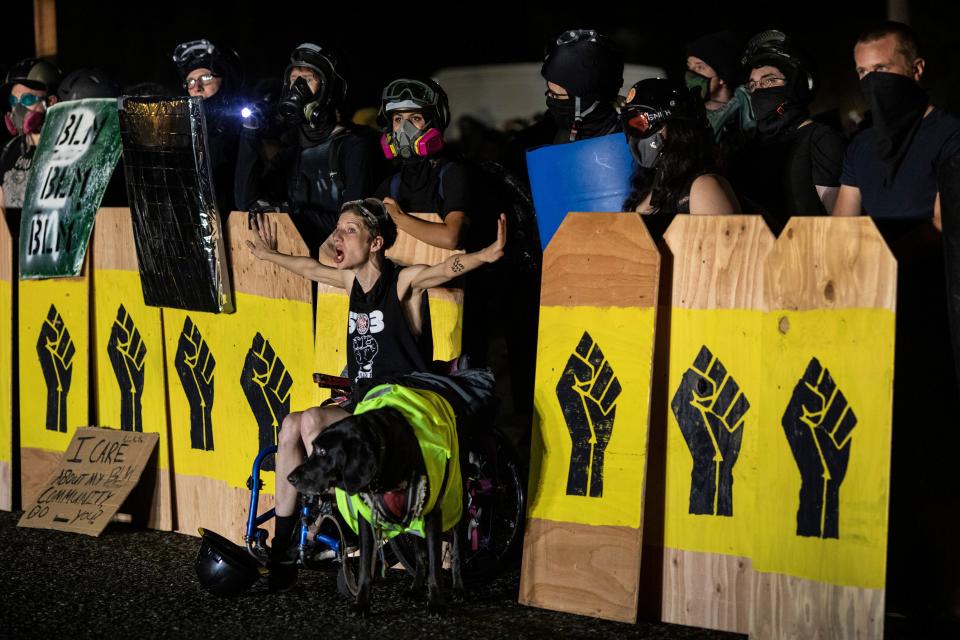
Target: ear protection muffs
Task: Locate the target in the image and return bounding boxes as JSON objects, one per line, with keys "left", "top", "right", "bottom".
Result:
{"left": 4, "top": 109, "right": 45, "bottom": 136}
{"left": 379, "top": 127, "right": 444, "bottom": 160}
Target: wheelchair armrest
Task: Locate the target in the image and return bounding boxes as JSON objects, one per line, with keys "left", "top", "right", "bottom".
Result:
{"left": 313, "top": 373, "right": 352, "bottom": 393}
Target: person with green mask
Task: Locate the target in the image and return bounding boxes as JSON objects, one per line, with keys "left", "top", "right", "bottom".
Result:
{"left": 685, "top": 30, "right": 754, "bottom": 161}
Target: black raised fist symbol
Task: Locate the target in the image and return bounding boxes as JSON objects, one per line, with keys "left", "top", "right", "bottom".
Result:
{"left": 37, "top": 304, "right": 75, "bottom": 432}
{"left": 671, "top": 346, "right": 749, "bottom": 517}
{"left": 240, "top": 332, "right": 293, "bottom": 471}
{"left": 556, "top": 331, "right": 622, "bottom": 497}
{"left": 107, "top": 304, "right": 146, "bottom": 432}
{"left": 174, "top": 316, "right": 215, "bottom": 451}
{"left": 782, "top": 358, "right": 857, "bottom": 539}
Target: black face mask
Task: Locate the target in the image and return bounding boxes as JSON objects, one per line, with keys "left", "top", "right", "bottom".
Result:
{"left": 750, "top": 86, "right": 806, "bottom": 139}
{"left": 861, "top": 71, "right": 927, "bottom": 182}
{"left": 546, "top": 96, "right": 618, "bottom": 142}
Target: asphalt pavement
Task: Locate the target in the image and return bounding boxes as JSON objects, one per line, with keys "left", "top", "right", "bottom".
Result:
{"left": 0, "top": 510, "right": 743, "bottom": 640}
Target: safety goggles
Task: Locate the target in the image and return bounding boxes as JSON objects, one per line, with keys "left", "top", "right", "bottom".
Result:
{"left": 185, "top": 74, "right": 220, "bottom": 90}
{"left": 381, "top": 79, "right": 438, "bottom": 107}
{"left": 622, "top": 108, "right": 669, "bottom": 139}
{"left": 8, "top": 93, "right": 44, "bottom": 108}
{"left": 556, "top": 29, "right": 599, "bottom": 46}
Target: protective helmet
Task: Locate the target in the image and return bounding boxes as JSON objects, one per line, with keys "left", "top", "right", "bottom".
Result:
{"left": 741, "top": 30, "right": 815, "bottom": 99}
{"left": 621, "top": 78, "right": 705, "bottom": 140}
{"left": 57, "top": 68, "right": 121, "bottom": 102}
{"left": 172, "top": 38, "right": 243, "bottom": 93}
{"left": 1, "top": 58, "right": 60, "bottom": 105}
{"left": 195, "top": 528, "right": 262, "bottom": 597}
{"left": 377, "top": 78, "right": 450, "bottom": 132}
{"left": 282, "top": 43, "right": 347, "bottom": 110}
{"left": 541, "top": 29, "right": 623, "bottom": 101}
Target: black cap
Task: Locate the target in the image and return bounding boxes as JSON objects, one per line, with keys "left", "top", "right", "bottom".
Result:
{"left": 541, "top": 29, "right": 624, "bottom": 100}
{"left": 1, "top": 58, "right": 60, "bottom": 104}
{"left": 686, "top": 31, "right": 742, "bottom": 87}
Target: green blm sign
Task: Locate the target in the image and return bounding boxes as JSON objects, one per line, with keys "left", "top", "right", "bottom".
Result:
{"left": 19, "top": 98, "right": 122, "bottom": 279}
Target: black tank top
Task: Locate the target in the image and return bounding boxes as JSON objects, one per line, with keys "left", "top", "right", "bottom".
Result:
{"left": 347, "top": 259, "right": 433, "bottom": 399}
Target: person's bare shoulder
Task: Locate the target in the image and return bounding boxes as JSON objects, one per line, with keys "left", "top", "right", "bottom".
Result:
{"left": 690, "top": 173, "right": 740, "bottom": 215}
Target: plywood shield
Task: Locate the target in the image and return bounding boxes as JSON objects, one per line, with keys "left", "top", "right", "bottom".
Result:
{"left": 752, "top": 217, "right": 896, "bottom": 640}
{"left": 313, "top": 212, "right": 464, "bottom": 405}
{"left": 655, "top": 215, "right": 774, "bottom": 633}
{"left": 18, "top": 259, "right": 90, "bottom": 506}
{"left": 0, "top": 216, "right": 13, "bottom": 510}
{"left": 91, "top": 208, "right": 173, "bottom": 530}
{"left": 164, "top": 213, "right": 313, "bottom": 543}
{"left": 520, "top": 211, "right": 659, "bottom": 623}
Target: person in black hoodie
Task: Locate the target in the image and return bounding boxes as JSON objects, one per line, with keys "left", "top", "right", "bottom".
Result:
{"left": 173, "top": 39, "right": 243, "bottom": 216}
{"left": 540, "top": 29, "right": 624, "bottom": 144}
{"left": 729, "top": 30, "right": 846, "bottom": 232}
{"left": 234, "top": 43, "right": 378, "bottom": 255}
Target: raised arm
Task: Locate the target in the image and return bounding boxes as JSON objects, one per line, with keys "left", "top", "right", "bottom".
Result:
{"left": 245, "top": 213, "right": 347, "bottom": 288}
{"left": 403, "top": 214, "right": 505, "bottom": 294}
{"left": 383, "top": 197, "right": 468, "bottom": 250}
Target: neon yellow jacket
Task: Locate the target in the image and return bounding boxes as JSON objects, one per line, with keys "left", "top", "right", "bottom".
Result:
{"left": 335, "top": 384, "right": 462, "bottom": 539}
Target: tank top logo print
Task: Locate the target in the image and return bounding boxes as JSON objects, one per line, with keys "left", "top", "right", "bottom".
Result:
{"left": 349, "top": 310, "right": 385, "bottom": 379}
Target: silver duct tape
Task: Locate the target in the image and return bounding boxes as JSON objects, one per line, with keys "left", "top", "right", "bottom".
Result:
{"left": 118, "top": 96, "right": 234, "bottom": 313}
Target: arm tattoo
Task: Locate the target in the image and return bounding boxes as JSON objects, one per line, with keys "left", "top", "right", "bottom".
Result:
{"left": 451, "top": 255, "right": 465, "bottom": 273}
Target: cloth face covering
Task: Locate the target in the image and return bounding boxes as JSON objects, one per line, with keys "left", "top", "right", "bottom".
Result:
{"left": 750, "top": 85, "right": 806, "bottom": 139}
{"left": 685, "top": 71, "right": 711, "bottom": 101}
{"left": 861, "top": 71, "right": 928, "bottom": 182}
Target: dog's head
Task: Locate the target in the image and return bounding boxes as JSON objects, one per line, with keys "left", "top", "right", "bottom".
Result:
{"left": 287, "top": 408, "right": 404, "bottom": 496}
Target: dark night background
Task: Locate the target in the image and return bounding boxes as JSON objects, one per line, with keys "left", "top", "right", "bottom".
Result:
{"left": 2, "top": 0, "right": 959, "bottom": 133}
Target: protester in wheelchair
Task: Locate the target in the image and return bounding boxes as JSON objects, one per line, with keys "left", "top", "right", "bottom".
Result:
{"left": 246, "top": 198, "right": 506, "bottom": 590}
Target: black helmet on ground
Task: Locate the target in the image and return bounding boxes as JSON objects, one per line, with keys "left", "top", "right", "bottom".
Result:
{"left": 377, "top": 78, "right": 450, "bottom": 132}
{"left": 58, "top": 68, "right": 121, "bottom": 102}
{"left": 195, "top": 528, "right": 262, "bottom": 597}
{"left": 1, "top": 58, "right": 60, "bottom": 104}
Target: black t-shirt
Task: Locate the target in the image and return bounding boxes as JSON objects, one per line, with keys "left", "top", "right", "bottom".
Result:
{"left": 374, "top": 157, "right": 471, "bottom": 219}
{"left": 348, "top": 258, "right": 433, "bottom": 401}
{"left": 841, "top": 107, "right": 960, "bottom": 219}
{"left": 0, "top": 136, "right": 36, "bottom": 232}
{"left": 730, "top": 121, "right": 845, "bottom": 230}
{"left": 374, "top": 157, "right": 486, "bottom": 249}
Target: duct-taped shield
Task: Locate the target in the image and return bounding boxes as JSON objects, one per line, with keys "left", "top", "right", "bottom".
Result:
{"left": 118, "top": 96, "right": 233, "bottom": 313}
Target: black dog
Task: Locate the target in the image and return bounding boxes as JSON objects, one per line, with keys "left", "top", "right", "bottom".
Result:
{"left": 287, "top": 406, "right": 463, "bottom": 615}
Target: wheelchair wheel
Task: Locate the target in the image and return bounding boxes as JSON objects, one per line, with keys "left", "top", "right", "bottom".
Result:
{"left": 388, "top": 429, "right": 526, "bottom": 585}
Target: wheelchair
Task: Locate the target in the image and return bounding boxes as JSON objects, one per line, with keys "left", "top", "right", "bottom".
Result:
{"left": 221, "top": 364, "right": 526, "bottom": 598}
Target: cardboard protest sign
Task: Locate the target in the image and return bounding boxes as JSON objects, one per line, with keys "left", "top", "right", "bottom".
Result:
{"left": 18, "top": 427, "right": 159, "bottom": 536}
{"left": 18, "top": 98, "right": 122, "bottom": 279}
{"left": 117, "top": 96, "right": 233, "bottom": 313}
